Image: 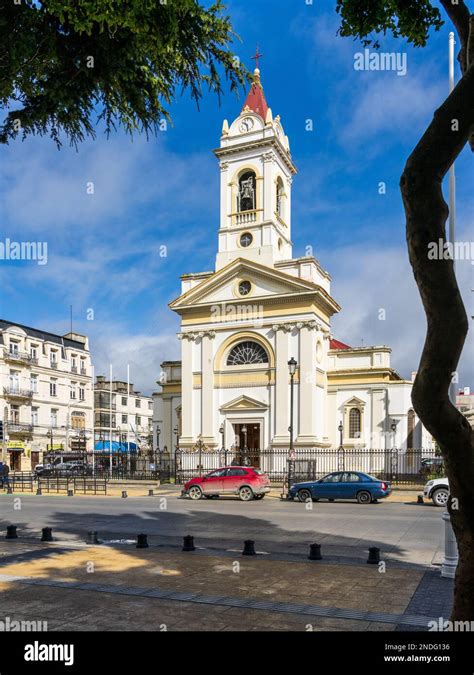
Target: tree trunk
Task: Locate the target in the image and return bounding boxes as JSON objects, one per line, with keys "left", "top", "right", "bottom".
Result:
{"left": 400, "top": 66, "right": 474, "bottom": 620}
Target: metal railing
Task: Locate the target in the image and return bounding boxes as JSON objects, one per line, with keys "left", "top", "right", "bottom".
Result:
{"left": 173, "top": 447, "right": 440, "bottom": 486}
{"left": 3, "top": 386, "right": 34, "bottom": 398}
{"left": 6, "top": 421, "right": 33, "bottom": 434}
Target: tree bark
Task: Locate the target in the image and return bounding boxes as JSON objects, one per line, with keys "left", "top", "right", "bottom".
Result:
{"left": 400, "top": 61, "right": 474, "bottom": 620}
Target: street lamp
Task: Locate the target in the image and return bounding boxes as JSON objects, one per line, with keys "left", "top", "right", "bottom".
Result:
{"left": 173, "top": 425, "right": 180, "bottom": 480}
{"left": 337, "top": 421, "right": 345, "bottom": 471}
{"left": 241, "top": 425, "right": 247, "bottom": 466}
{"left": 219, "top": 423, "right": 227, "bottom": 466}
{"left": 287, "top": 357, "right": 297, "bottom": 497}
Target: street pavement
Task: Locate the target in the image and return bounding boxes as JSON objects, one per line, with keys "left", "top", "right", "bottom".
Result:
{"left": 0, "top": 493, "right": 444, "bottom": 567}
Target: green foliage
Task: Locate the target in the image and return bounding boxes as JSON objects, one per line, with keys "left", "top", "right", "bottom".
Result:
{"left": 335, "top": 0, "right": 444, "bottom": 48}
{"left": 0, "top": 0, "right": 249, "bottom": 147}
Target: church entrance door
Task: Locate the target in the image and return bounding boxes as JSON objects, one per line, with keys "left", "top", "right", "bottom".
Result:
{"left": 232, "top": 423, "right": 260, "bottom": 467}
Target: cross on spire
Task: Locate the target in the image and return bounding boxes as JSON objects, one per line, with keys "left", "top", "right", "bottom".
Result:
{"left": 251, "top": 46, "right": 264, "bottom": 70}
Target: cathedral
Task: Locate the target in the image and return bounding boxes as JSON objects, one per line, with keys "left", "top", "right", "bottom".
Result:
{"left": 155, "top": 67, "right": 432, "bottom": 457}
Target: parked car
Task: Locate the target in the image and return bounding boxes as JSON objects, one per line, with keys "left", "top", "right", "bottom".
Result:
{"left": 288, "top": 471, "right": 392, "bottom": 504}
{"left": 423, "top": 477, "right": 450, "bottom": 507}
{"left": 36, "top": 461, "right": 92, "bottom": 477}
{"left": 182, "top": 466, "right": 271, "bottom": 501}
{"left": 420, "top": 457, "right": 445, "bottom": 477}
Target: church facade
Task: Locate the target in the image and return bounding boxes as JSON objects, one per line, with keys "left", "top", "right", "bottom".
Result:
{"left": 155, "top": 68, "right": 432, "bottom": 457}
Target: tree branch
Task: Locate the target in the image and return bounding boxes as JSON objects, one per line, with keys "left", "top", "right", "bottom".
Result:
{"left": 440, "top": 0, "right": 471, "bottom": 72}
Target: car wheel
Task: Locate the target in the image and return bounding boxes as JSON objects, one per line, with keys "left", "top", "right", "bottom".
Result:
{"left": 357, "top": 490, "right": 372, "bottom": 504}
{"left": 239, "top": 486, "right": 254, "bottom": 501}
{"left": 297, "top": 489, "right": 312, "bottom": 502}
{"left": 188, "top": 486, "right": 203, "bottom": 500}
{"left": 432, "top": 487, "right": 449, "bottom": 507}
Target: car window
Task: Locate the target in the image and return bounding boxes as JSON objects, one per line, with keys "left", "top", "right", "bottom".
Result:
{"left": 227, "top": 468, "right": 246, "bottom": 477}
{"left": 206, "top": 469, "right": 226, "bottom": 478}
{"left": 321, "top": 473, "right": 342, "bottom": 483}
{"left": 342, "top": 472, "right": 361, "bottom": 482}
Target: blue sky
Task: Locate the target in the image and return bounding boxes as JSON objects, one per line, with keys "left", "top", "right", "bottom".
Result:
{"left": 0, "top": 0, "right": 472, "bottom": 394}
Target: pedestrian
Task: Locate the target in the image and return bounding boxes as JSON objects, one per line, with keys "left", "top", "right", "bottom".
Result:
{"left": 0, "top": 461, "right": 4, "bottom": 489}
{"left": 3, "top": 463, "right": 10, "bottom": 488}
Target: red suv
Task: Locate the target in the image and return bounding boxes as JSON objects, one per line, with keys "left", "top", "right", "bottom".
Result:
{"left": 182, "top": 466, "right": 271, "bottom": 501}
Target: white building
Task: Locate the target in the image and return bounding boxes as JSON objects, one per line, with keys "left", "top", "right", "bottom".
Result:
{"left": 0, "top": 320, "right": 93, "bottom": 470}
{"left": 154, "top": 67, "right": 432, "bottom": 458}
{"left": 94, "top": 376, "right": 153, "bottom": 453}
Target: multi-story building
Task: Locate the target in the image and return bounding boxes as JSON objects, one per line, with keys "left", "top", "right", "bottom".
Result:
{"left": 94, "top": 376, "right": 153, "bottom": 454}
{"left": 0, "top": 320, "right": 93, "bottom": 470}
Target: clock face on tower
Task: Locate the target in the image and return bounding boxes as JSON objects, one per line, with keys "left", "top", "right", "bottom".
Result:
{"left": 239, "top": 117, "right": 254, "bottom": 133}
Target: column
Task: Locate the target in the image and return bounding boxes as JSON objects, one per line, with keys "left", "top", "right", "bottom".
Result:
{"left": 272, "top": 324, "right": 291, "bottom": 445}
{"left": 178, "top": 333, "right": 194, "bottom": 446}
{"left": 297, "top": 322, "right": 318, "bottom": 445}
{"left": 200, "top": 331, "right": 216, "bottom": 446}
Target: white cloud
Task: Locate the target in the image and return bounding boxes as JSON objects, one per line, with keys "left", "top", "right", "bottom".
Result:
{"left": 321, "top": 240, "right": 474, "bottom": 387}
{"left": 340, "top": 71, "right": 445, "bottom": 146}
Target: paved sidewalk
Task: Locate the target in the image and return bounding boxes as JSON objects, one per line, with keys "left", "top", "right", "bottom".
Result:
{"left": 0, "top": 539, "right": 450, "bottom": 631}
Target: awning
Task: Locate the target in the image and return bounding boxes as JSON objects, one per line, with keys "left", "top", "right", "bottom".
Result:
{"left": 93, "top": 441, "right": 138, "bottom": 454}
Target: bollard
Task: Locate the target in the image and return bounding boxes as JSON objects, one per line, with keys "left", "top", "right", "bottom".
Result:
{"left": 308, "top": 543, "right": 322, "bottom": 560}
{"left": 122, "top": 490, "right": 128, "bottom": 499}
{"left": 148, "top": 489, "right": 154, "bottom": 497}
{"left": 136, "top": 533, "right": 149, "bottom": 549}
{"left": 67, "top": 489, "right": 74, "bottom": 497}
{"left": 441, "top": 511, "right": 459, "bottom": 579}
{"left": 417, "top": 495, "right": 424, "bottom": 504}
{"left": 86, "top": 531, "right": 100, "bottom": 545}
{"left": 36, "top": 487, "right": 42, "bottom": 496}
{"left": 367, "top": 546, "right": 380, "bottom": 564}
{"left": 242, "top": 540, "right": 256, "bottom": 556}
{"left": 182, "top": 535, "right": 195, "bottom": 552}
{"left": 41, "top": 527, "right": 53, "bottom": 542}
{"left": 6, "top": 525, "right": 17, "bottom": 540}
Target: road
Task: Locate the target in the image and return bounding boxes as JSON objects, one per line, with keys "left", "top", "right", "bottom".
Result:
{"left": 0, "top": 494, "right": 444, "bottom": 567}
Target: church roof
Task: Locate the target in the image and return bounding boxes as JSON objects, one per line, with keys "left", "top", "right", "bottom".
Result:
{"left": 242, "top": 68, "right": 269, "bottom": 120}
{"left": 329, "top": 338, "right": 352, "bottom": 350}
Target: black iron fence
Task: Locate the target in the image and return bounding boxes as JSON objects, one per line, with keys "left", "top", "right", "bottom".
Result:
{"left": 173, "top": 447, "right": 441, "bottom": 486}
{"left": 37, "top": 476, "right": 107, "bottom": 495}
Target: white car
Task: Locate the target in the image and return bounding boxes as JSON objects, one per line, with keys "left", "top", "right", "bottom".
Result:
{"left": 424, "top": 477, "right": 449, "bottom": 507}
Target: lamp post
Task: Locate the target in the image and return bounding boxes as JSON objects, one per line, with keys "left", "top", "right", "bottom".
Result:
{"left": 241, "top": 425, "right": 247, "bottom": 466}
{"left": 337, "top": 421, "right": 345, "bottom": 471}
{"left": 173, "top": 425, "right": 180, "bottom": 481}
{"left": 156, "top": 424, "right": 161, "bottom": 470}
{"left": 287, "top": 357, "right": 297, "bottom": 497}
{"left": 219, "top": 423, "right": 226, "bottom": 466}
{"left": 390, "top": 420, "right": 397, "bottom": 482}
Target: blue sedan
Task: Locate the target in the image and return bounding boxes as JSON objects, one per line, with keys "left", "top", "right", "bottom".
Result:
{"left": 289, "top": 471, "right": 391, "bottom": 504}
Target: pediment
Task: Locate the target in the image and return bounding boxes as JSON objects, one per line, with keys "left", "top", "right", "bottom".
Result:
{"left": 220, "top": 395, "right": 268, "bottom": 412}
{"left": 170, "top": 258, "right": 322, "bottom": 310}
{"left": 344, "top": 396, "right": 366, "bottom": 407}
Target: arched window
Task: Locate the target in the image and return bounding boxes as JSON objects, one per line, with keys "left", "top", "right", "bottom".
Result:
{"left": 238, "top": 171, "right": 256, "bottom": 212}
{"left": 227, "top": 341, "right": 268, "bottom": 366}
{"left": 348, "top": 408, "right": 361, "bottom": 439}
{"left": 407, "top": 409, "right": 415, "bottom": 449}
{"left": 276, "top": 177, "right": 284, "bottom": 217}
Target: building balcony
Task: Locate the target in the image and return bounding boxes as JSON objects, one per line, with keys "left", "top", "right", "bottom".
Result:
{"left": 50, "top": 361, "right": 58, "bottom": 369}
{"left": 3, "top": 386, "right": 34, "bottom": 400}
{"left": 71, "top": 365, "right": 78, "bottom": 374}
{"left": 235, "top": 210, "right": 258, "bottom": 226}
{"left": 6, "top": 421, "right": 33, "bottom": 435}
{"left": 80, "top": 367, "right": 87, "bottom": 375}
{"left": 4, "top": 350, "right": 35, "bottom": 366}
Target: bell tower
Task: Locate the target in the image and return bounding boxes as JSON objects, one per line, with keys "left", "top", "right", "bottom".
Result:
{"left": 214, "top": 64, "right": 297, "bottom": 271}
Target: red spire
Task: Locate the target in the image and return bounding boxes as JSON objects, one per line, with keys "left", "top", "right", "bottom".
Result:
{"left": 242, "top": 68, "right": 269, "bottom": 120}
{"left": 242, "top": 50, "right": 269, "bottom": 120}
